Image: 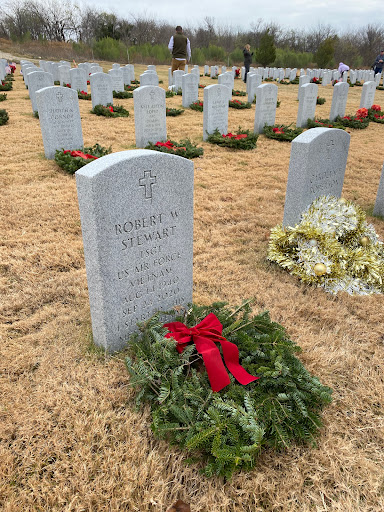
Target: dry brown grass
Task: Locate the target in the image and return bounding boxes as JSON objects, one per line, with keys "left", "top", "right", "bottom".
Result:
{"left": 1, "top": 62, "right": 384, "bottom": 512}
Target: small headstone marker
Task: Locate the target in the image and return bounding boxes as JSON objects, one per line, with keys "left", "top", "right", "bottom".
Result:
{"left": 90, "top": 72, "right": 113, "bottom": 108}
{"left": 296, "top": 83, "right": 318, "bottom": 128}
{"left": 140, "top": 72, "right": 159, "bottom": 87}
{"left": 359, "top": 81, "right": 376, "bottom": 109}
{"left": 283, "top": 128, "right": 350, "bottom": 226}
{"left": 36, "top": 86, "right": 83, "bottom": 159}
{"left": 329, "top": 82, "right": 349, "bottom": 121}
{"left": 70, "top": 68, "right": 87, "bottom": 92}
{"left": 373, "top": 161, "right": 384, "bottom": 217}
{"left": 254, "top": 83, "right": 278, "bottom": 134}
{"left": 75, "top": 150, "right": 194, "bottom": 352}
{"left": 173, "top": 70, "right": 184, "bottom": 92}
{"left": 133, "top": 86, "right": 166, "bottom": 148}
{"left": 248, "top": 73, "right": 262, "bottom": 103}
{"left": 28, "top": 70, "right": 54, "bottom": 113}
{"left": 182, "top": 73, "right": 198, "bottom": 107}
{"left": 58, "top": 65, "right": 71, "bottom": 86}
{"left": 108, "top": 69, "right": 125, "bottom": 92}
{"left": 203, "top": 84, "right": 229, "bottom": 141}
{"left": 297, "top": 74, "right": 310, "bottom": 100}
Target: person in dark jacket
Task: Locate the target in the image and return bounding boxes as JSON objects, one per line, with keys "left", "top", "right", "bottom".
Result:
{"left": 243, "top": 44, "right": 253, "bottom": 83}
{"left": 374, "top": 50, "right": 384, "bottom": 74}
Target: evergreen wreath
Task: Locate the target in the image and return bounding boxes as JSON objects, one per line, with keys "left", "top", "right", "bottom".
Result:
{"left": 290, "top": 77, "right": 299, "bottom": 84}
{"left": 263, "top": 124, "right": 303, "bottom": 142}
{"left": 54, "top": 144, "right": 112, "bottom": 174}
{"left": 91, "top": 104, "right": 129, "bottom": 117}
{"left": 131, "top": 79, "right": 140, "bottom": 84}
{"left": 232, "top": 90, "right": 246, "bottom": 96}
{"left": 229, "top": 99, "right": 252, "bottom": 109}
{"left": 0, "top": 81, "right": 12, "bottom": 91}
{"left": 316, "top": 96, "right": 326, "bottom": 105}
{"left": 125, "top": 300, "right": 332, "bottom": 479}
{"left": 166, "top": 90, "right": 176, "bottom": 97}
{"left": 306, "top": 118, "right": 346, "bottom": 130}
{"left": 198, "top": 84, "right": 206, "bottom": 88}
{"left": 166, "top": 107, "right": 184, "bottom": 116}
{"left": 189, "top": 101, "right": 204, "bottom": 111}
{"left": 145, "top": 139, "right": 203, "bottom": 159}
{"left": 335, "top": 108, "right": 370, "bottom": 129}
{"left": 113, "top": 90, "right": 133, "bottom": 99}
{"left": 207, "top": 128, "right": 258, "bottom": 150}
{"left": 78, "top": 90, "right": 91, "bottom": 100}
{"left": 368, "top": 105, "right": 384, "bottom": 123}
{"left": 0, "top": 93, "right": 7, "bottom": 101}
{"left": 268, "top": 196, "right": 384, "bottom": 295}
{"left": 125, "top": 84, "right": 139, "bottom": 91}
{"left": 0, "top": 109, "right": 9, "bottom": 125}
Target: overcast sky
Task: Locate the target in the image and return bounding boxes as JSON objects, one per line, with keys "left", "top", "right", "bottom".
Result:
{"left": 78, "top": 0, "right": 382, "bottom": 32}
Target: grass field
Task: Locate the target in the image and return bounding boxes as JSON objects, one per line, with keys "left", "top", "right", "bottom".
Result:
{"left": 1, "top": 61, "right": 384, "bottom": 511}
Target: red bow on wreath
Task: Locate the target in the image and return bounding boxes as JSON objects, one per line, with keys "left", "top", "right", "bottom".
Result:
{"left": 163, "top": 313, "right": 259, "bottom": 392}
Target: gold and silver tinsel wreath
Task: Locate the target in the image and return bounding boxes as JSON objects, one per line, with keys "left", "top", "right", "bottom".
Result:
{"left": 268, "top": 196, "right": 384, "bottom": 295}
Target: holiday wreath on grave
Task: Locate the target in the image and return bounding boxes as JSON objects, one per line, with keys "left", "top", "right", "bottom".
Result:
{"left": 113, "top": 90, "right": 133, "bottom": 99}
{"left": 306, "top": 118, "right": 346, "bottom": 130}
{"left": 189, "top": 101, "right": 204, "bottom": 111}
{"left": 335, "top": 108, "right": 370, "bottom": 129}
{"left": 54, "top": 144, "right": 112, "bottom": 174}
{"left": 91, "top": 104, "right": 129, "bottom": 117}
{"left": 263, "top": 124, "right": 303, "bottom": 142}
{"left": 368, "top": 104, "right": 384, "bottom": 123}
{"left": 125, "top": 300, "right": 332, "bottom": 478}
{"left": 0, "top": 109, "right": 9, "bottom": 125}
{"left": 0, "top": 81, "right": 12, "bottom": 91}
{"left": 232, "top": 90, "right": 246, "bottom": 97}
{"left": 0, "top": 93, "right": 7, "bottom": 102}
{"left": 316, "top": 96, "right": 326, "bottom": 105}
{"left": 268, "top": 196, "right": 384, "bottom": 295}
{"left": 145, "top": 139, "right": 203, "bottom": 159}
{"left": 125, "top": 84, "right": 139, "bottom": 91}
{"left": 229, "top": 99, "right": 252, "bottom": 109}
{"left": 166, "top": 107, "right": 184, "bottom": 116}
{"left": 207, "top": 128, "right": 258, "bottom": 150}
{"left": 78, "top": 90, "right": 91, "bottom": 100}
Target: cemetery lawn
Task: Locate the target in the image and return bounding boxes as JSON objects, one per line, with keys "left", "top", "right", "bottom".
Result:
{"left": 1, "top": 62, "right": 384, "bottom": 512}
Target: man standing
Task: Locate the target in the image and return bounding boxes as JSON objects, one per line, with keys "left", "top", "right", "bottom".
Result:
{"left": 374, "top": 50, "right": 384, "bottom": 74}
{"left": 168, "top": 26, "right": 191, "bottom": 73}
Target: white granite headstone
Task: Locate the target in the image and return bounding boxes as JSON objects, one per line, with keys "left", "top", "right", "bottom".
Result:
{"left": 36, "top": 86, "right": 83, "bottom": 159}
{"left": 283, "top": 128, "right": 350, "bottom": 226}
{"left": 75, "top": 150, "right": 194, "bottom": 352}
{"left": 254, "top": 83, "right": 278, "bottom": 134}
{"left": 133, "top": 86, "right": 166, "bottom": 148}
{"left": 203, "top": 84, "right": 229, "bottom": 141}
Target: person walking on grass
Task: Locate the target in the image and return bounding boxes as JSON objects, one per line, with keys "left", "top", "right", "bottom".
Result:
{"left": 168, "top": 26, "right": 191, "bottom": 73}
{"left": 243, "top": 44, "right": 253, "bottom": 83}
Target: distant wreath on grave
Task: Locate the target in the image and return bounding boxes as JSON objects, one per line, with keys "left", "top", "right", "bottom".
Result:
{"left": 207, "top": 128, "right": 258, "bottom": 150}
{"left": 0, "top": 93, "right": 7, "bottom": 102}
{"left": 263, "top": 124, "right": 303, "bottom": 142}
{"left": 125, "top": 299, "right": 332, "bottom": 478}
{"left": 306, "top": 118, "right": 346, "bottom": 130}
{"left": 113, "top": 90, "right": 133, "bottom": 99}
{"left": 166, "top": 107, "right": 184, "bottom": 117}
{"left": 0, "top": 109, "right": 9, "bottom": 125}
{"left": 268, "top": 196, "right": 384, "bottom": 295}
{"left": 369, "top": 104, "right": 384, "bottom": 123}
{"left": 0, "top": 81, "right": 12, "bottom": 91}
{"left": 229, "top": 99, "right": 252, "bottom": 109}
{"left": 145, "top": 139, "right": 203, "bottom": 159}
{"left": 54, "top": 144, "right": 112, "bottom": 174}
{"left": 232, "top": 89, "right": 246, "bottom": 96}
{"left": 189, "top": 101, "right": 203, "bottom": 111}
{"left": 316, "top": 96, "right": 326, "bottom": 105}
{"left": 78, "top": 90, "right": 91, "bottom": 100}
{"left": 335, "top": 108, "right": 370, "bottom": 129}
{"left": 125, "top": 84, "right": 139, "bottom": 91}
{"left": 91, "top": 104, "right": 129, "bottom": 117}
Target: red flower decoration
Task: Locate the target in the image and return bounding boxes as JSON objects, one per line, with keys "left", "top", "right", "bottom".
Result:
{"left": 371, "top": 104, "right": 381, "bottom": 111}
{"left": 63, "top": 150, "right": 98, "bottom": 160}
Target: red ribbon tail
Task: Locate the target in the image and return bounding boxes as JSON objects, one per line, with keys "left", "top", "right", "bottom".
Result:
{"left": 220, "top": 339, "right": 259, "bottom": 386}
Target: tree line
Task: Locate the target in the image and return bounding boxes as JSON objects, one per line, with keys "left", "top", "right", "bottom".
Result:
{"left": 0, "top": 0, "right": 383, "bottom": 68}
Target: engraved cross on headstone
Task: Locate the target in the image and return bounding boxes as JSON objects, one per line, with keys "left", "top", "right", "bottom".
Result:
{"left": 139, "top": 170, "right": 157, "bottom": 199}
{"left": 56, "top": 91, "right": 64, "bottom": 102}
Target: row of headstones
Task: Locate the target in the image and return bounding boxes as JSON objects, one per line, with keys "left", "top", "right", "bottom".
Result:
{"left": 74, "top": 126, "right": 384, "bottom": 352}
{"left": 296, "top": 78, "right": 378, "bottom": 123}
{"left": 239, "top": 66, "right": 382, "bottom": 87}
